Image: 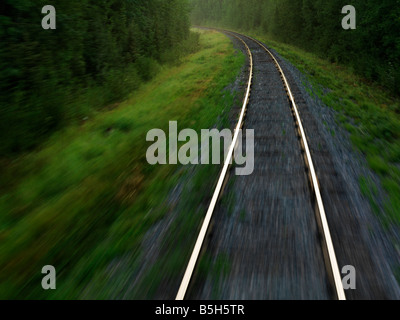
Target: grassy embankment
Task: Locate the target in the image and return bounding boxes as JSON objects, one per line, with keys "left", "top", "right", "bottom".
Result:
{"left": 0, "top": 30, "right": 245, "bottom": 299}
{"left": 246, "top": 31, "right": 400, "bottom": 227}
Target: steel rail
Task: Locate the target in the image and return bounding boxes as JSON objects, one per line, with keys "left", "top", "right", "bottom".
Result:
{"left": 227, "top": 31, "right": 346, "bottom": 301}
{"left": 175, "top": 31, "right": 254, "bottom": 300}
{"left": 176, "top": 29, "right": 346, "bottom": 301}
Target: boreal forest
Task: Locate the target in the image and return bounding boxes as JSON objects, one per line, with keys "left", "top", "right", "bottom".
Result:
{"left": 0, "top": 0, "right": 192, "bottom": 155}
{"left": 190, "top": 0, "right": 400, "bottom": 94}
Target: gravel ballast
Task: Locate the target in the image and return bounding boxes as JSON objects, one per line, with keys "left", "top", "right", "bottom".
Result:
{"left": 188, "top": 32, "right": 400, "bottom": 300}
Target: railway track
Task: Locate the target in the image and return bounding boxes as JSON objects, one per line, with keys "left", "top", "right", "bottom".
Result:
{"left": 176, "top": 30, "right": 346, "bottom": 300}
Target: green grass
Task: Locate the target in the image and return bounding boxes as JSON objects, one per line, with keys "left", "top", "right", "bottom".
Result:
{"left": 239, "top": 208, "right": 246, "bottom": 222}
{"left": 0, "top": 30, "right": 245, "bottom": 299}
{"left": 245, "top": 31, "right": 400, "bottom": 226}
{"left": 194, "top": 251, "right": 231, "bottom": 300}
{"left": 220, "top": 175, "right": 237, "bottom": 217}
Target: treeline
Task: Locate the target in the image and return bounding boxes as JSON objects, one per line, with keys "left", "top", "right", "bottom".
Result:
{"left": 190, "top": 0, "right": 400, "bottom": 95}
{"left": 0, "top": 0, "right": 193, "bottom": 155}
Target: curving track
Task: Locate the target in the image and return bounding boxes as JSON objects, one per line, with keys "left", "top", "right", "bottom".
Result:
{"left": 176, "top": 30, "right": 346, "bottom": 300}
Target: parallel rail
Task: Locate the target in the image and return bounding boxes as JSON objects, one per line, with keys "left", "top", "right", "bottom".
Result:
{"left": 176, "top": 29, "right": 346, "bottom": 301}
{"left": 175, "top": 31, "right": 253, "bottom": 300}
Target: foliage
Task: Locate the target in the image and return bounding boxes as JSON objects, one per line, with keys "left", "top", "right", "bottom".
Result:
{"left": 0, "top": 30, "right": 245, "bottom": 299}
{"left": 189, "top": 0, "right": 400, "bottom": 95}
{"left": 0, "top": 0, "right": 191, "bottom": 155}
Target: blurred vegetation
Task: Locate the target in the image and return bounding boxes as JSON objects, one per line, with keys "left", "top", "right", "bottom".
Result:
{"left": 0, "top": 0, "right": 192, "bottom": 155}
{"left": 0, "top": 30, "right": 245, "bottom": 299}
{"left": 190, "top": 0, "right": 400, "bottom": 96}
